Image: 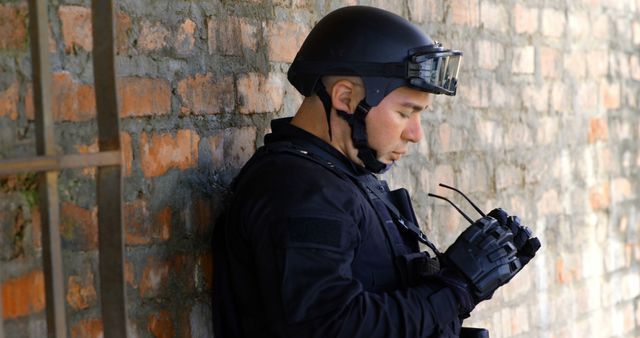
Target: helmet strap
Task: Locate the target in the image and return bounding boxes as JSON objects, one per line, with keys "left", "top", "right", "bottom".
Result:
{"left": 315, "top": 83, "right": 389, "bottom": 173}
{"left": 315, "top": 82, "right": 334, "bottom": 140}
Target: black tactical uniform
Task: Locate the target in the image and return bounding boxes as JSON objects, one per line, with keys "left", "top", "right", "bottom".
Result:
{"left": 216, "top": 117, "right": 462, "bottom": 337}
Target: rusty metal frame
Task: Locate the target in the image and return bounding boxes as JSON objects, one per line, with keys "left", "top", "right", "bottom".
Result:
{"left": 92, "top": 0, "right": 129, "bottom": 337}
{"left": 0, "top": 0, "right": 128, "bottom": 337}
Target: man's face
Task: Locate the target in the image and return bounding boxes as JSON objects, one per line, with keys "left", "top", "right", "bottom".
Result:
{"left": 364, "top": 86, "right": 431, "bottom": 164}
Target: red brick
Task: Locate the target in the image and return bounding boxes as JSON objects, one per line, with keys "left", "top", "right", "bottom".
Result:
{"left": 587, "top": 50, "right": 609, "bottom": 77}
{"left": 121, "top": 132, "right": 133, "bottom": 177}
{"left": 449, "top": 0, "right": 479, "bottom": 27}
{"left": 569, "top": 12, "right": 589, "bottom": 39}
{"left": 118, "top": 77, "right": 171, "bottom": 117}
{"left": 116, "top": 12, "right": 132, "bottom": 54}
{"left": 177, "top": 73, "right": 235, "bottom": 115}
{"left": 437, "top": 122, "right": 463, "bottom": 153}
{"left": 480, "top": 2, "right": 508, "bottom": 32}
{"left": 588, "top": 117, "right": 609, "bottom": 144}
{"left": 600, "top": 81, "right": 621, "bottom": 109}
{"left": 175, "top": 19, "right": 196, "bottom": 55}
{"left": 0, "top": 3, "right": 28, "bottom": 50}
{"left": 514, "top": 4, "right": 538, "bottom": 34}
{"left": 70, "top": 318, "right": 103, "bottom": 338}
{"left": 26, "top": 73, "right": 96, "bottom": 121}
{"left": 66, "top": 271, "right": 97, "bottom": 310}
{"left": 237, "top": 72, "right": 284, "bottom": 113}
{"left": 140, "top": 256, "right": 171, "bottom": 298}
{"left": 477, "top": 40, "right": 504, "bottom": 70}
{"left": 198, "top": 251, "right": 213, "bottom": 291}
{"left": 464, "top": 78, "right": 490, "bottom": 108}
{"left": 1, "top": 270, "right": 45, "bottom": 319}
{"left": 138, "top": 20, "right": 169, "bottom": 51}
{"left": 542, "top": 8, "right": 565, "bottom": 38}
{"left": 592, "top": 14, "right": 610, "bottom": 40}
{"left": 139, "top": 129, "right": 200, "bottom": 177}
{"left": 589, "top": 182, "right": 610, "bottom": 210}
{"left": 407, "top": 0, "right": 437, "bottom": 23}
{"left": 564, "top": 50, "right": 587, "bottom": 79}
{"left": 49, "top": 71, "right": 96, "bottom": 121}
{"left": 612, "top": 177, "right": 634, "bottom": 203}
{"left": 208, "top": 17, "right": 241, "bottom": 55}
{"left": 59, "top": 6, "right": 93, "bottom": 53}
{"left": 61, "top": 202, "right": 98, "bottom": 250}
{"left": 540, "top": 47, "right": 560, "bottom": 79}
{"left": 536, "top": 189, "right": 562, "bottom": 216}
{"left": 125, "top": 199, "right": 171, "bottom": 245}
{"left": 577, "top": 81, "right": 598, "bottom": 111}
{"left": 512, "top": 46, "right": 535, "bottom": 74}
{"left": 149, "top": 311, "right": 174, "bottom": 338}
{"left": 267, "top": 21, "right": 308, "bottom": 62}
{"left": 0, "top": 82, "right": 19, "bottom": 120}
{"left": 633, "top": 20, "right": 640, "bottom": 45}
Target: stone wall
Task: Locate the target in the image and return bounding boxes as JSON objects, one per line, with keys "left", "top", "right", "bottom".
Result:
{"left": 0, "top": 0, "right": 638, "bottom": 337}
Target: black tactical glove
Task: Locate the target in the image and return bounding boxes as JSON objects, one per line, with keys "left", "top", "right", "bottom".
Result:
{"left": 487, "top": 208, "right": 541, "bottom": 268}
{"left": 439, "top": 215, "right": 521, "bottom": 315}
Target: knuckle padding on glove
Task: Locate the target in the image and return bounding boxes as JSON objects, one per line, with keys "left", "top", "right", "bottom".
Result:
{"left": 445, "top": 216, "right": 521, "bottom": 300}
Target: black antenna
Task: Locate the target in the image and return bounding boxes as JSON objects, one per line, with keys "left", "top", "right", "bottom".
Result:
{"left": 427, "top": 193, "right": 474, "bottom": 224}
{"left": 438, "top": 183, "right": 486, "bottom": 217}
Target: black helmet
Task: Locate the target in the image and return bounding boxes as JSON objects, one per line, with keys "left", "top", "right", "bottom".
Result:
{"left": 287, "top": 6, "right": 462, "bottom": 174}
{"left": 287, "top": 6, "right": 462, "bottom": 107}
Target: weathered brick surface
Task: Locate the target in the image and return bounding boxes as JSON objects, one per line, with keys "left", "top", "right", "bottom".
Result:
{"left": 139, "top": 129, "right": 200, "bottom": 177}
{"left": 0, "top": 3, "right": 27, "bottom": 51}
{"left": 66, "top": 271, "right": 98, "bottom": 310}
{"left": 177, "top": 73, "right": 235, "bottom": 115}
{"left": 1, "top": 1, "right": 639, "bottom": 337}
{"left": 70, "top": 318, "right": 103, "bottom": 338}
{"left": 237, "top": 72, "right": 285, "bottom": 114}
{"left": 118, "top": 77, "right": 171, "bottom": 117}
{"left": 59, "top": 6, "right": 93, "bottom": 53}
{"left": 1, "top": 270, "right": 45, "bottom": 319}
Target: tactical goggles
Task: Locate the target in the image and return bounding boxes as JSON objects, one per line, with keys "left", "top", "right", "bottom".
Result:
{"left": 407, "top": 43, "right": 463, "bottom": 96}
{"left": 291, "top": 42, "right": 462, "bottom": 97}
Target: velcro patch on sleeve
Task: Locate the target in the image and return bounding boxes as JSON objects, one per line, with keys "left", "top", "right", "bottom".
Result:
{"left": 287, "top": 217, "right": 343, "bottom": 248}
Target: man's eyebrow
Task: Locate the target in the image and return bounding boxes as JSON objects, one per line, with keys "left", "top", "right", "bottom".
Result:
{"left": 400, "top": 102, "right": 428, "bottom": 111}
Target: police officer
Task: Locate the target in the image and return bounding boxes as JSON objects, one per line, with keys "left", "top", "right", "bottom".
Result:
{"left": 214, "top": 6, "right": 540, "bottom": 338}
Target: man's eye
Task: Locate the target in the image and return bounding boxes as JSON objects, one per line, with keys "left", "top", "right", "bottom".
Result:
{"left": 397, "top": 111, "right": 411, "bottom": 118}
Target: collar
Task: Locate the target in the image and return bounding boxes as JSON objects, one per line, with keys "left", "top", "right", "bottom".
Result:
{"left": 265, "top": 117, "right": 368, "bottom": 176}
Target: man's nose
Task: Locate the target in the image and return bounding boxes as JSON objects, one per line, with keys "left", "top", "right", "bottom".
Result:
{"left": 402, "top": 114, "right": 423, "bottom": 143}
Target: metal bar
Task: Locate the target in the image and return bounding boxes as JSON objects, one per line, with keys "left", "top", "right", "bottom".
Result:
{"left": 27, "top": 1, "right": 67, "bottom": 337}
{"left": 0, "top": 151, "right": 121, "bottom": 176}
{"left": 91, "top": 0, "right": 128, "bottom": 336}
{"left": 0, "top": 276, "right": 4, "bottom": 338}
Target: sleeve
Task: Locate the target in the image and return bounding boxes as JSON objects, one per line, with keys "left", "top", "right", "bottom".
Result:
{"left": 274, "top": 210, "right": 462, "bottom": 338}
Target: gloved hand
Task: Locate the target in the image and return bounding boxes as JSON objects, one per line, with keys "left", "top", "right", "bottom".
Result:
{"left": 487, "top": 208, "right": 541, "bottom": 268}
{"left": 438, "top": 215, "right": 521, "bottom": 315}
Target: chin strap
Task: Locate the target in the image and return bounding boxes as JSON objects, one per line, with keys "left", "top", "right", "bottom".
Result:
{"left": 315, "top": 83, "right": 390, "bottom": 174}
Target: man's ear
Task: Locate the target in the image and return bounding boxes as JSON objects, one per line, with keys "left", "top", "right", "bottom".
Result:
{"left": 329, "top": 79, "right": 359, "bottom": 114}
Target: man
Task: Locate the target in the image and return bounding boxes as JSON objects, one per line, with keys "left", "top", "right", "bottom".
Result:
{"left": 214, "top": 6, "right": 540, "bottom": 338}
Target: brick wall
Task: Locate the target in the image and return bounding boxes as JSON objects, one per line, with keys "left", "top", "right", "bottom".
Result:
{"left": 0, "top": 0, "right": 638, "bottom": 337}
